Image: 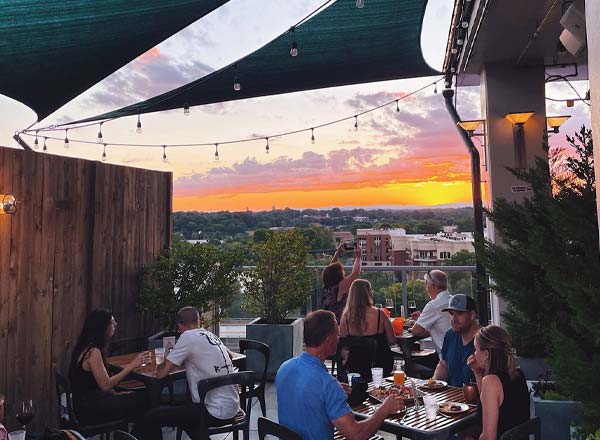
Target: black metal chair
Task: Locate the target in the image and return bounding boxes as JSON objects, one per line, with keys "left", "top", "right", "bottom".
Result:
{"left": 239, "top": 338, "right": 270, "bottom": 416}
{"left": 54, "top": 372, "right": 127, "bottom": 440}
{"left": 258, "top": 417, "right": 302, "bottom": 440}
{"left": 112, "top": 430, "right": 138, "bottom": 440}
{"left": 397, "top": 338, "right": 434, "bottom": 379}
{"left": 176, "top": 371, "right": 255, "bottom": 440}
{"left": 499, "top": 417, "right": 541, "bottom": 440}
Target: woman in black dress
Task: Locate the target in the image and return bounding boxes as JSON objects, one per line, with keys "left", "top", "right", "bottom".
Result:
{"left": 321, "top": 244, "right": 362, "bottom": 323}
{"left": 69, "top": 309, "right": 151, "bottom": 436}
{"left": 465, "top": 325, "right": 530, "bottom": 439}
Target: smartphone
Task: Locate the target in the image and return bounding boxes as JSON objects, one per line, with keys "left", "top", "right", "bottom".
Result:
{"left": 343, "top": 242, "right": 356, "bottom": 250}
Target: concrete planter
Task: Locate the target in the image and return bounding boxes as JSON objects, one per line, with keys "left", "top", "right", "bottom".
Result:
{"left": 246, "top": 317, "right": 304, "bottom": 377}
{"left": 516, "top": 356, "right": 549, "bottom": 380}
{"left": 528, "top": 381, "right": 583, "bottom": 440}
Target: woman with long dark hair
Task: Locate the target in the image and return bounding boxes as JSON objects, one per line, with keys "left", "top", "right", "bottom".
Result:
{"left": 321, "top": 244, "right": 362, "bottom": 322}
{"left": 339, "top": 279, "right": 396, "bottom": 379}
{"left": 464, "top": 325, "right": 530, "bottom": 440}
{"left": 69, "top": 309, "right": 149, "bottom": 434}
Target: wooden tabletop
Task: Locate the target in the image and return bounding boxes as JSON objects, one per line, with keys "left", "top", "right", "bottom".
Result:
{"left": 351, "top": 378, "right": 477, "bottom": 439}
{"left": 107, "top": 350, "right": 247, "bottom": 381}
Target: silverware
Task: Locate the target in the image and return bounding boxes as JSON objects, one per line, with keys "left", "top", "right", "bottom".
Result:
{"left": 436, "top": 410, "right": 452, "bottom": 419}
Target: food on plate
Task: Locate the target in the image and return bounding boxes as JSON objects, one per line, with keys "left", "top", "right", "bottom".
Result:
{"left": 371, "top": 386, "right": 413, "bottom": 401}
{"left": 428, "top": 378, "right": 436, "bottom": 385}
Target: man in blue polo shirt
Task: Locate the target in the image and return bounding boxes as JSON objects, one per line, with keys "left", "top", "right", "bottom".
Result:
{"left": 432, "top": 294, "right": 480, "bottom": 387}
{"left": 276, "top": 310, "right": 404, "bottom": 440}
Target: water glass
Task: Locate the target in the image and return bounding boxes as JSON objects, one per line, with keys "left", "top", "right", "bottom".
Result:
{"left": 422, "top": 394, "right": 438, "bottom": 420}
{"left": 8, "top": 431, "right": 26, "bottom": 440}
{"left": 347, "top": 372, "right": 361, "bottom": 386}
{"left": 155, "top": 347, "right": 165, "bottom": 365}
{"left": 371, "top": 367, "right": 383, "bottom": 387}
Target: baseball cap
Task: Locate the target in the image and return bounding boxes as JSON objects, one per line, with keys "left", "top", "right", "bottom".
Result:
{"left": 442, "top": 294, "right": 476, "bottom": 312}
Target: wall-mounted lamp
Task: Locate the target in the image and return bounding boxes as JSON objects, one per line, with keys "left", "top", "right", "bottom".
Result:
{"left": 0, "top": 194, "right": 17, "bottom": 215}
{"left": 546, "top": 115, "right": 571, "bottom": 133}
{"left": 457, "top": 120, "right": 485, "bottom": 137}
{"left": 505, "top": 112, "right": 535, "bottom": 169}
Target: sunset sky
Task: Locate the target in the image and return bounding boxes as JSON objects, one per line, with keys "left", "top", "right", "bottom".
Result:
{"left": 0, "top": 0, "right": 591, "bottom": 212}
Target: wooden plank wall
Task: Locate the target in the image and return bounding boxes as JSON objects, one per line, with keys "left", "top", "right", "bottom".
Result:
{"left": 0, "top": 147, "right": 172, "bottom": 430}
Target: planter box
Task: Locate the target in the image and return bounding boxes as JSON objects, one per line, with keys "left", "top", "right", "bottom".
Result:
{"left": 245, "top": 317, "right": 304, "bottom": 377}
{"left": 528, "top": 381, "right": 583, "bottom": 440}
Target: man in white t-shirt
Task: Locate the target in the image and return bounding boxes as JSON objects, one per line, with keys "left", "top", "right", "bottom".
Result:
{"left": 410, "top": 270, "right": 451, "bottom": 354}
{"left": 144, "top": 306, "right": 240, "bottom": 440}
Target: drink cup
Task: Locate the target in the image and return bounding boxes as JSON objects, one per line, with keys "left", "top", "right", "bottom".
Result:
{"left": 463, "top": 382, "right": 479, "bottom": 404}
{"left": 371, "top": 367, "right": 383, "bottom": 387}
{"left": 393, "top": 370, "right": 406, "bottom": 386}
{"left": 155, "top": 347, "right": 165, "bottom": 365}
{"left": 9, "top": 431, "right": 26, "bottom": 440}
{"left": 347, "top": 372, "right": 361, "bottom": 386}
{"left": 422, "top": 394, "right": 438, "bottom": 420}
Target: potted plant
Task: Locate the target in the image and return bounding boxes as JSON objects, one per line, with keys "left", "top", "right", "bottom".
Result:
{"left": 240, "top": 228, "right": 313, "bottom": 375}
{"left": 139, "top": 237, "right": 242, "bottom": 344}
{"left": 529, "top": 378, "right": 583, "bottom": 440}
{"left": 478, "top": 127, "right": 599, "bottom": 436}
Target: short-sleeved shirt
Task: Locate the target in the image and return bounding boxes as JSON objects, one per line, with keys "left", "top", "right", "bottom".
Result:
{"left": 415, "top": 290, "right": 451, "bottom": 353}
{"left": 440, "top": 329, "right": 476, "bottom": 387}
{"left": 276, "top": 352, "right": 351, "bottom": 440}
{"left": 167, "top": 328, "right": 240, "bottom": 419}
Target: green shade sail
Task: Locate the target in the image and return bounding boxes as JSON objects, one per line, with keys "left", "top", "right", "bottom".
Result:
{"left": 72, "top": 0, "right": 438, "bottom": 125}
{"left": 0, "top": 0, "right": 230, "bottom": 121}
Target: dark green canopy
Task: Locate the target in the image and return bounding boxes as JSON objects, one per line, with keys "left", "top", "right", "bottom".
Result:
{"left": 72, "top": 0, "right": 438, "bottom": 124}
{"left": 0, "top": 0, "right": 229, "bottom": 121}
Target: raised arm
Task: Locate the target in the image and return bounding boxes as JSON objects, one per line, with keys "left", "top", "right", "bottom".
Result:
{"left": 331, "top": 244, "right": 345, "bottom": 264}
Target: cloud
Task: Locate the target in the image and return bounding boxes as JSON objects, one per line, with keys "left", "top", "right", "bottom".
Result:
{"left": 173, "top": 145, "right": 470, "bottom": 197}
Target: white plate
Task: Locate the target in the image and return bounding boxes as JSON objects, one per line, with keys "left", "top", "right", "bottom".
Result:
{"left": 419, "top": 380, "right": 448, "bottom": 390}
{"left": 438, "top": 401, "right": 469, "bottom": 414}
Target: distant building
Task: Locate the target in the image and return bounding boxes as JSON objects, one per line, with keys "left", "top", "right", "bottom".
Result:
{"left": 352, "top": 216, "right": 370, "bottom": 222}
{"left": 356, "top": 228, "right": 406, "bottom": 266}
{"left": 332, "top": 231, "right": 354, "bottom": 245}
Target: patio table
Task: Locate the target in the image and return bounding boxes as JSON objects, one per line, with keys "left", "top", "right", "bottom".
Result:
{"left": 351, "top": 378, "right": 477, "bottom": 440}
{"left": 106, "top": 351, "right": 246, "bottom": 407}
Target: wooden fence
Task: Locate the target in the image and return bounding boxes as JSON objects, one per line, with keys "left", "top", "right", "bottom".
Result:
{"left": 0, "top": 147, "right": 172, "bottom": 430}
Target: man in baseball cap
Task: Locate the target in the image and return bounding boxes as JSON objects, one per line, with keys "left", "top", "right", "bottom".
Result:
{"left": 432, "top": 294, "right": 480, "bottom": 387}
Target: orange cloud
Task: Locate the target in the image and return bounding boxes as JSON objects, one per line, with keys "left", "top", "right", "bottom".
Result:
{"left": 173, "top": 180, "right": 473, "bottom": 212}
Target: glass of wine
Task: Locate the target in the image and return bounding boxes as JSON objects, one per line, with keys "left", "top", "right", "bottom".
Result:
{"left": 385, "top": 299, "right": 394, "bottom": 317}
{"left": 16, "top": 399, "right": 34, "bottom": 431}
{"left": 408, "top": 300, "right": 417, "bottom": 315}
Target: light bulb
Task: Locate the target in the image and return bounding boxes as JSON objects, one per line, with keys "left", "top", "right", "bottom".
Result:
{"left": 184, "top": 103, "right": 190, "bottom": 115}
{"left": 214, "top": 144, "right": 219, "bottom": 161}
{"left": 102, "top": 144, "right": 107, "bottom": 162}
{"left": 34, "top": 132, "right": 39, "bottom": 149}
{"left": 434, "top": 83, "right": 438, "bottom": 94}
{"left": 354, "top": 116, "right": 358, "bottom": 131}
{"left": 451, "top": 67, "right": 456, "bottom": 73}
{"left": 97, "top": 123, "right": 103, "bottom": 143}
{"left": 233, "top": 80, "right": 241, "bottom": 91}
{"left": 451, "top": 47, "right": 458, "bottom": 54}
{"left": 265, "top": 138, "right": 270, "bottom": 154}
{"left": 162, "top": 146, "right": 168, "bottom": 163}
{"left": 311, "top": 129, "right": 315, "bottom": 144}
{"left": 290, "top": 41, "right": 298, "bottom": 57}
{"left": 43, "top": 137, "right": 47, "bottom": 151}
{"left": 457, "top": 39, "right": 464, "bottom": 46}
{"left": 356, "top": 0, "right": 364, "bottom": 8}
{"left": 396, "top": 100, "right": 400, "bottom": 112}
{"left": 136, "top": 115, "right": 142, "bottom": 134}
{"left": 64, "top": 130, "right": 69, "bottom": 149}
{"left": 461, "top": 21, "right": 469, "bottom": 28}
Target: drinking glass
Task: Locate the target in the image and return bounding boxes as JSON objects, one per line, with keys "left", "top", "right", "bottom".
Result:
{"left": 408, "top": 300, "right": 417, "bottom": 314}
{"left": 375, "top": 303, "right": 383, "bottom": 309}
{"left": 371, "top": 367, "right": 383, "bottom": 387}
{"left": 393, "top": 360, "right": 405, "bottom": 386}
{"left": 423, "top": 394, "right": 438, "bottom": 420}
{"left": 154, "top": 347, "right": 165, "bottom": 365}
{"left": 140, "top": 351, "right": 151, "bottom": 367}
{"left": 385, "top": 299, "right": 394, "bottom": 316}
{"left": 15, "top": 399, "right": 34, "bottom": 431}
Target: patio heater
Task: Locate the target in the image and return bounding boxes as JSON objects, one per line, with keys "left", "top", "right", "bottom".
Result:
{"left": 546, "top": 115, "right": 571, "bottom": 133}
{"left": 505, "top": 112, "right": 535, "bottom": 169}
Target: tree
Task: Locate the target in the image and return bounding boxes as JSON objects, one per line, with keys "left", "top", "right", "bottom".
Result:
{"left": 442, "top": 250, "right": 476, "bottom": 295}
{"left": 240, "top": 229, "right": 313, "bottom": 324}
{"left": 138, "top": 241, "right": 242, "bottom": 329}
{"left": 478, "top": 127, "right": 599, "bottom": 434}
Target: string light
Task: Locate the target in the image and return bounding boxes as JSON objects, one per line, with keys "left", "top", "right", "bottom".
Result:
{"left": 97, "top": 122, "right": 103, "bottom": 143}
{"left": 162, "top": 145, "right": 168, "bottom": 163}
{"left": 184, "top": 102, "right": 190, "bottom": 115}
{"left": 457, "top": 38, "right": 464, "bottom": 46}
{"left": 34, "top": 130, "right": 39, "bottom": 149}
{"left": 265, "top": 137, "right": 270, "bottom": 154}
{"left": 356, "top": 0, "right": 364, "bottom": 8}
{"left": 461, "top": 21, "right": 469, "bottom": 28}
{"left": 311, "top": 128, "right": 315, "bottom": 144}
{"left": 434, "top": 83, "right": 438, "bottom": 94}
{"left": 451, "top": 47, "right": 458, "bottom": 54}
{"left": 214, "top": 143, "right": 219, "bottom": 161}
{"left": 64, "top": 129, "right": 70, "bottom": 148}
{"left": 233, "top": 64, "right": 241, "bottom": 92}
{"left": 354, "top": 116, "right": 358, "bottom": 131}
{"left": 395, "top": 100, "right": 400, "bottom": 112}
{"left": 102, "top": 143, "right": 107, "bottom": 161}
{"left": 289, "top": 27, "right": 298, "bottom": 57}
{"left": 136, "top": 114, "right": 142, "bottom": 134}
{"left": 43, "top": 137, "right": 47, "bottom": 151}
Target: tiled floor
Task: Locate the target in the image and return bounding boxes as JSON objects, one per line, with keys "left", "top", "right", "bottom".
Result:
{"left": 162, "top": 381, "right": 396, "bottom": 440}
